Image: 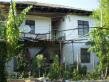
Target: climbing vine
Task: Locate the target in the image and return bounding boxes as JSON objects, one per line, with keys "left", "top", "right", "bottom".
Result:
{"left": 0, "top": 0, "right": 32, "bottom": 81}
{"left": 89, "top": 0, "right": 109, "bottom": 79}
{"left": 6, "top": 0, "right": 32, "bottom": 59}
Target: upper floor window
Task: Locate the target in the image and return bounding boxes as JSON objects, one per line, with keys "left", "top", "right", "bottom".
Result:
{"left": 25, "top": 20, "right": 35, "bottom": 34}
{"left": 78, "top": 20, "right": 89, "bottom": 36}
{"left": 81, "top": 48, "right": 90, "bottom": 63}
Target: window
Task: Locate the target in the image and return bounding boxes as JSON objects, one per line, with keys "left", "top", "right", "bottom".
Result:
{"left": 81, "top": 48, "right": 90, "bottom": 63}
{"left": 25, "top": 20, "right": 35, "bottom": 34}
{"left": 78, "top": 20, "right": 89, "bottom": 36}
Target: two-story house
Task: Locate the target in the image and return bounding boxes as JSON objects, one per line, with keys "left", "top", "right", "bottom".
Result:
{"left": 0, "top": 0, "right": 98, "bottom": 72}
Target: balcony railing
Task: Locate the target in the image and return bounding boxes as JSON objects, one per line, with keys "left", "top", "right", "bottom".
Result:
{"left": 19, "top": 27, "right": 94, "bottom": 41}
{"left": 20, "top": 31, "right": 65, "bottom": 41}
{"left": 20, "top": 32, "right": 50, "bottom": 40}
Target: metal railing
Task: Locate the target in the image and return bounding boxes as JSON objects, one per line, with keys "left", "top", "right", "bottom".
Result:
{"left": 20, "top": 32, "right": 50, "bottom": 40}
{"left": 19, "top": 27, "right": 94, "bottom": 41}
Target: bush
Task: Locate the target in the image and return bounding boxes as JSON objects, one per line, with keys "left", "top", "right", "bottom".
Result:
{"left": 62, "top": 66, "right": 72, "bottom": 80}
{"left": 61, "top": 62, "right": 87, "bottom": 80}
{"left": 80, "top": 65, "right": 87, "bottom": 75}
{"left": 86, "top": 70, "right": 100, "bottom": 80}
{"left": 71, "top": 62, "right": 87, "bottom": 80}
{"left": 32, "top": 54, "right": 45, "bottom": 78}
{"left": 47, "top": 55, "right": 61, "bottom": 80}
{"left": 72, "top": 69, "right": 82, "bottom": 80}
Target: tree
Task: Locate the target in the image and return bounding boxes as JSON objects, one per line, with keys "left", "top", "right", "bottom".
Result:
{"left": 0, "top": 0, "right": 32, "bottom": 81}
{"left": 0, "top": 7, "right": 7, "bottom": 82}
{"left": 89, "top": 0, "right": 109, "bottom": 79}
{"left": 0, "top": 10, "right": 5, "bottom": 39}
{"left": 48, "top": 55, "right": 61, "bottom": 80}
{"left": 35, "top": 54, "right": 44, "bottom": 77}
{"left": 6, "top": 0, "right": 32, "bottom": 59}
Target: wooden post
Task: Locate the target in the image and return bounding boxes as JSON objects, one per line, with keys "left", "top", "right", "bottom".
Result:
{"left": 71, "top": 41, "right": 74, "bottom": 63}
{"left": 92, "top": 53, "right": 95, "bottom": 69}
{"left": 59, "top": 41, "right": 62, "bottom": 64}
{"left": 76, "top": 45, "right": 79, "bottom": 71}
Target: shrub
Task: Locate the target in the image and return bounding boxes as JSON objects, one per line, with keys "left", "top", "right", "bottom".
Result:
{"left": 71, "top": 62, "right": 87, "bottom": 80}
{"left": 47, "top": 55, "right": 61, "bottom": 80}
{"left": 80, "top": 65, "right": 87, "bottom": 76}
{"left": 32, "top": 54, "right": 45, "bottom": 77}
{"left": 62, "top": 66, "right": 72, "bottom": 80}
{"left": 86, "top": 70, "right": 100, "bottom": 80}
{"left": 61, "top": 62, "right": 87, "bottom": 80}
{"left": 72, "top": 69, "right": 82, "bottom": 80}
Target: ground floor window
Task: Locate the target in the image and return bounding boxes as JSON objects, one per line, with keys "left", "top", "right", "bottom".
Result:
{"left": 81, "top": 48, "right": 90, "bottom": 63}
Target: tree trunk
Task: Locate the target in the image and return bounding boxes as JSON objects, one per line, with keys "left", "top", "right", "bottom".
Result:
{"left": 0, "top": 42, "right": 7, "bottom": 82}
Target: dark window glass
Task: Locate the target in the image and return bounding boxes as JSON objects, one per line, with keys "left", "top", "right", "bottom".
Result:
{"left": 81, "top": 48, "right": 90, "bottom": 63}
{"left": 78, "top": 20, "right": 89, "bottom": 36}
{"left": 25, "top": 20, "right": 35, "bottom": 34}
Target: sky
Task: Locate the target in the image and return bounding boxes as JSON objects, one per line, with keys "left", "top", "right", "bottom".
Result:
{"left": 0, "top": 0, "right": 99, "bottom": 10}
{"left": 36, "top": 0, "right": 99, "bottom": 10}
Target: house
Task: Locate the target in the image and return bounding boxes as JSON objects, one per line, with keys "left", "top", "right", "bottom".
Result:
{"left": 0, "top": 1, "right": 98, "bottom": 73}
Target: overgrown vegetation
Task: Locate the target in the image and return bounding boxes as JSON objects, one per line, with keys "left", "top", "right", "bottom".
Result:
{"left": 1, "top": 0, "right": 109, "bottom": 81}
{"left": 47, "top": 55, "right": 88, "bottom": 81}
{"left": 34, "top": 54, "right": 44, "bottom": 77}
{"left": 0, "top": 0, "right": 32, "bottom": 81}
{"left": 15, "top": 49, "right": 30, "bottom": 78}
{"left": 89, "top": 0, "right": 109, "bottom": 79}
{"left": 0, "top": 7, "right": 7, "bottom": 82}
{"left": 48, "top": 55, "right": 62, "bottom": 80}
{"left": 0, "top": 42, "right": 7, "bottom": 82}
{"left": 6, "top": 0, "right": 32, "bottom": 59}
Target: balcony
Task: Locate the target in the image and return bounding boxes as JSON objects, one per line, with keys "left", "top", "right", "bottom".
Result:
{"left": 20, "top": 32, "right": 50, "bottom": 40}
{"left": 19, "top": 27, "right": 93, "bottom": 42}
{"left": 20, "top": 30, "right": 66, "bottom": 41}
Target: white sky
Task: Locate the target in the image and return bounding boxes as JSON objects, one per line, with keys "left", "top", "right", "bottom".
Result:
{"left": 37, "top": 0, "right": 99, "bottom": 10}
{"left": 0, "top": 0, "right": 99, "bottom": 10}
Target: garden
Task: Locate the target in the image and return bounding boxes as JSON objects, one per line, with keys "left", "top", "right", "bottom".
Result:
{"left": 0, "top": 0, "right": 109, "bottom": 82}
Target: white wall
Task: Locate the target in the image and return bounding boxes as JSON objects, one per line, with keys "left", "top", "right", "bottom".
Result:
{"left": 6, "top": 14, "right": 97, "bottom": 72}
{"left": 61, "top": 14, "right": 96, "bottom": 40}
{"left": 62, "top": 41, "right": 98, "bottom": 71}
{"left": 58, "top": 14, "right": 98, "bottom": 71}
{"left": 20, "top": 15, "right": 51, "bottom": 39}
{"left": 6, "top": 15, "right": 51, "bottom": 73}
{"left": 73, "top": 42, "right": 98, "bottom": 71}
{"left": 55, "top": 16, "right": 66, "bottom": 39}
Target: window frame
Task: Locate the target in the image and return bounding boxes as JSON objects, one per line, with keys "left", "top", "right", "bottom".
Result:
{"left": 78, "top": 20, "right": 89, "bottom": 36}
{"left": 25, "top": 20, "right": 35, "bottom": 34}
{"left": 80, "top": 48, "right": 90, "bottom": 63}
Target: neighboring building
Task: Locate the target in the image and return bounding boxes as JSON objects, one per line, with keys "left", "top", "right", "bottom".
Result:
{"left": 0, "top": 1, "right": 98, "bottom": 72}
